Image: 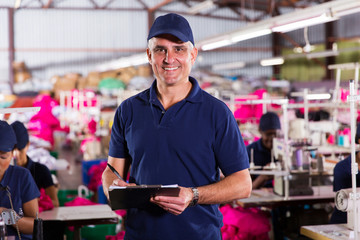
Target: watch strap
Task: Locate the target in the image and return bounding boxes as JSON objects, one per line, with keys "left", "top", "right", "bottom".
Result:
{"left": 189, "top": 187, "right": 199, "bottom": 207}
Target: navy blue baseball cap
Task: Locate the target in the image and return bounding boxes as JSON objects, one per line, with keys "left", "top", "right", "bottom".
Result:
{"left": 0, "top": 120, "right": 17, "bottom": 152}
{"left": 259, "top": 112, "right": 281, "bottom": 131}
{"left": 11, "top": 121, "right": 29, "bottom": 150}
{"left": 147, "top": 13, "right": 195, "bottom": 45}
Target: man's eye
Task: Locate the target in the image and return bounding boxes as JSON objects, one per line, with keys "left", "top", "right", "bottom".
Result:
{"left": 155, "top": 48, "right": 165, "bottom": 52}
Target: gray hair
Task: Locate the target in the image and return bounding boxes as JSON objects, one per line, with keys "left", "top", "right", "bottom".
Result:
{"left": 147, "top": 37, "right": 194, "bottom": 50}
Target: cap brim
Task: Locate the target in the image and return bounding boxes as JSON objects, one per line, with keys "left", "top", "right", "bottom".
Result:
{"left": 0, "top": 145, "right": 14, "bottom": 152}
{"left": 148, "top": 29, "right": 192, "bottom": 44}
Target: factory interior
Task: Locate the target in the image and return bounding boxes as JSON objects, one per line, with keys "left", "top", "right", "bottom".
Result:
{"left": 1, "top": 0, "right": 360, "bottom": 239}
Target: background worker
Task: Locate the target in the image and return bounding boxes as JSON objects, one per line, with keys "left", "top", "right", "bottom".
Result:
{"left": 102, "top": 13, "right": 252, "bottom": 240}
{"left": 246, "top": 111, "right": 281, "bottom": 189}
{"left": 0, "top": 120, "right": 40, "bottom": 239}
{"left": 11, "top": 120, "right": 59, "bottom": 207}
{"left": 330, "top": 122, "right": 360, "bottom": 224}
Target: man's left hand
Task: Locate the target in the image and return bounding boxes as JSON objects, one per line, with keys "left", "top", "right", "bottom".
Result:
{"left": 150, "top": 187, "right": 193, "bottom": 215}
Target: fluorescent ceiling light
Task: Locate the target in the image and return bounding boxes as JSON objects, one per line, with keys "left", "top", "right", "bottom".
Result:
{"left": 328, "top": 62, "right": 359, "bottom": 70}
{"left": 14, "top": 0, "right": 21, "bottom": 9}
{"left": 306, "top": 50, "right": 339, "bottom": 59}
{"left": 197, "top": 0, "right": 360, "bottom": 51}
{"left": 230, "top": 28, "right": 272, "bottom": 42}
{"left": 96, "top": 53, "right": 148, "bottom": 72}
{"left": 212, "top": 61, "right": 246, "bottom": 71}
{"left": 201, "top": 39, "right": 232, "bottom": 51}
{"left": 260, "top": 57, "right": 284, "bottom": 66}
{"left": 188, "top": 0, "right": 215, "bottom": 15}
{"left": 0, "top": 107, "right": 40, "bottom": 114}
{"left": 272, "top": 12, "right": 337, "bottom": 33}
{"left": 335, "top": 7, "right": 360, "bottom": 17}
{"left": 306, "top": 93, "right": 331, "bottom": 100}
{"left": 200, "top": 27, "right": 272, "bottom": 51}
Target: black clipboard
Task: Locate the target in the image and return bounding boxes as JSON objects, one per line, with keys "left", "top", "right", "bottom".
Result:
{"left": 108, "top": 184, "right": 180, "bottom": 210}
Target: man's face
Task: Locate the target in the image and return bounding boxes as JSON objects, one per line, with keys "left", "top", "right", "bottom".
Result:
{"left": 0, "top": 151, "right": 12, "bottom": 175}
{"left": 261, "top": 129, "right": 278, "bottom": 150}
{"left": 147, "top": 34, "right": 198, "bottom": 87}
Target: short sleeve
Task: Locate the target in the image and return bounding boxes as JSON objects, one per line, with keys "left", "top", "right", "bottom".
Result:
{"left": 21, "top": 169, "right": 40, "bottom": 203}
{"left": 109, "top": 103, "right": 130, "bottom": 159}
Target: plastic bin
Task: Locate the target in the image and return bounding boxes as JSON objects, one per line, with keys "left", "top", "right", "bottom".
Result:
{"left": 57, "top": 187, "right": 94, "bottom": 207}
{"left": 97, "top": 184, "right": 108, "bottom": 204}
{"left": 65, "top": 223, "right": 117, "bottom": 240}
{"left": 82, "top": 159, "right": 107, "bottom": 186}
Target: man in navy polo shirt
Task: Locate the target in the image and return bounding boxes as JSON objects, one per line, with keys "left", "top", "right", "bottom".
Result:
{"left": 246, "top": 112, "right": 281, "bottom": 189}
{"left": 102, "top": 13, "right": 251, "bottom": 240}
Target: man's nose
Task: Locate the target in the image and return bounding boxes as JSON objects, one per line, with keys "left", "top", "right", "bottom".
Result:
{"left": 165, "top": 51, "right": 175, "bottom": 63}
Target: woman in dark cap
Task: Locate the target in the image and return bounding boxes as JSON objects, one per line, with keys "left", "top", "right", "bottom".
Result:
{"left": 11, "top": 121, "right": 59, "bottom": 207}
{"left": 0, "top": 120, "right": 40, "bottom": 239}
{"left": 246, "top": 111, "right": 281, "bottom": 189}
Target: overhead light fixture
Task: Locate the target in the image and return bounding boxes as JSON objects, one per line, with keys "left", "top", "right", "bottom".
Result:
{"left": 14, "top": 0, "right": 21, "bottom": 9}
{"left": 230, "top": 28, "right": 272, "bottom": 43}
{"left": 200, "top": 25, "right": 272, "bottom": 51}
{"left": 197, "top": 0, "right": 360, "bottom": 51}
{"left": 291, "top": 91, "right": 331, "bottom": 100}
{"left": 306, "top": 93, "right": 331, "bottom": 100}
{"left": 96, "top": 53, "right": 148, "bottom": 72}
{"left": 272, "top": 12, "right": 338, "bottom": 33}
{"left": 332, "top": 1, "right": 360, "bottom": 18}
{"left": 188, "top": 0, "right": 215, "bottom": 15}
{"left": 306, "top": 50, "right": 339, "bottom": 59}
{"left": 260, "top": 57, "right": 284, "bottom": 66}
{"left": 201, "top": 38, "right": 232, "bottom": 51}
{"left": 0, "top": 107, "right": 40, "bottom": 114}
{"left": 212, "top": 61, "right": 246, "bottom": 71}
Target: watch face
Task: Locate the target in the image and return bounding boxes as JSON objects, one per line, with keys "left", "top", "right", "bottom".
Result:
{"left": 335, "top": 190, "right": 348, "bottom": 212}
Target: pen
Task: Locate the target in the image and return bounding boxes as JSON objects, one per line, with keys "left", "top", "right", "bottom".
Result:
{"left": 107, "top": 163, "right": 125, "bottom": 182}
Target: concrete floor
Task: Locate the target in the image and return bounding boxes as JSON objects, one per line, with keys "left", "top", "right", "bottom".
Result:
{"left": 56, "top": 146, "right": 84, "bottom": 190}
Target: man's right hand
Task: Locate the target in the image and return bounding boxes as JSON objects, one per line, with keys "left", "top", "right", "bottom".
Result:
{"left": 111, "top": 179, "right": 135, "bottom": 187}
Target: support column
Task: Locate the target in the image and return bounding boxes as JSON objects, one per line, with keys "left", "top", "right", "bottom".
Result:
{"left": 8, "top": 7, "right": 15, "bottom": 93}
{"left": 325, "top": 21, "right": 336, "bottom": 81}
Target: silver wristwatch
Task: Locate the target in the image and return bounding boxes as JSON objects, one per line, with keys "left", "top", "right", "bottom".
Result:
{"left": 1, "top": 209, "right": 21, "bottom": 225}
{"left": 189, "top": 187, "right": 199, "bottom": 207}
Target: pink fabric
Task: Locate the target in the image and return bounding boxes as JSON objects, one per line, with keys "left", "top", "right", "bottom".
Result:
{"left": 80, "top": 135, "right": 101, "bottom": 154}
{"left": 220, "top": 204, "right": 271, "bottom": 240}
{"left": 114, "top": 210, "right": 127, "bottom": 218}
{"left": 88, "top": 162, "right": 107, "bottom": 192}
{"left": 28, "top": 94, "right": 64, "bottom": 146}
{"left": 106, "top": 231, "right": 125, "bottom": 240}
{"left": 234, "top": 89, "right": 267, "bottom": 124}
{"left": 342, "top": 128, "right": 351, "bottom": 143}
{"left": 340, "top": 88, "right": 349, "bottom": 102}
{"left": 64, "top": 196, "right": 99, "bottom": 207}
{"left": 327, "top": 134, "right": 335, "bottom": 144}
{"left": 68, "top": 89, "right": 98, "bottom": 109}
{"left": 88, "top": 119, "right": 97, "bottom": 134}
{"left": 38, "top": 188, "right": 54, "bottom": 213}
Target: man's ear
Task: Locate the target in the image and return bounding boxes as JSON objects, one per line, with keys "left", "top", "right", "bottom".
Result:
{"left": 146, "top": 48, "right": 152, "bottom": 64}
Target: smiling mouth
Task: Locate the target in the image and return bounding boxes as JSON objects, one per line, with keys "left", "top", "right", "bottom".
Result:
{"left": 163, "top": 67, "right": 179, "bottom": 71}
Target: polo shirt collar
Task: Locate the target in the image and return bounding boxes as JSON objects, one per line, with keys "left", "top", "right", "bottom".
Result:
{"left": 145, "top": 77, "right": 203, "bottom": 104}
{"left": 25, "top": 156, "right": 33, "bottom": 169}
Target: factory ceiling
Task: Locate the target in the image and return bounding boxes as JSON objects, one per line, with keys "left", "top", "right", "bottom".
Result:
{"left": 0, "top": 0, "right": 326, "bottom": 23}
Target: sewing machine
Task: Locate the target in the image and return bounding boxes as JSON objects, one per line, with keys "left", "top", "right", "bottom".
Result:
{"left": 272, "top": 138, "right": 314, "bottom": 196}
{"left": 335, "top": 188, "right": 360, "bottom": 232}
